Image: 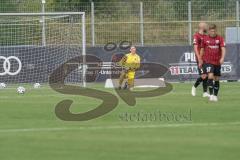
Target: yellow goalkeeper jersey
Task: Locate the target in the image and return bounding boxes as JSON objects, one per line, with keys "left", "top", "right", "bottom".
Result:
{"left": 119, "top": 53, "right": 141, "bottom": 69}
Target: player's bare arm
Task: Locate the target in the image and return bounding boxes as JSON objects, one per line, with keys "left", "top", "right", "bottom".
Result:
{"left": 194, "top": 44, "right": 201, "bottom": 61}
{"left": 220, "top": 47, "right": 226, "bottom": 65}
{"left": 199, "top": 48, "right": 204, "bottom": 67}
{"left": 197, "top": 46, "right": 203, "bottom": 67}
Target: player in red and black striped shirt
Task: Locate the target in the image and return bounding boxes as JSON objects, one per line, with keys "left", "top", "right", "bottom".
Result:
{"left": 191, "top": 22, "right": 209, "bottom": 97}
{"left": 199, "top": 24, "right": 226, "bottom": 102}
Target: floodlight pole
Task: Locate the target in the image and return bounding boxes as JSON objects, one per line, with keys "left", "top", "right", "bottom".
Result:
{"left": 41, "top": 0, "right": 46, "bottom": 46}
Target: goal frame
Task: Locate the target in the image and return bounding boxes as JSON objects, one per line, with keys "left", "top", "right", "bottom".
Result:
{"left": 0, "top": 12, "right": 87, "bottom": 87}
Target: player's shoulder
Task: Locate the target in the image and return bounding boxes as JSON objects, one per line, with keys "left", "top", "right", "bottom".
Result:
{"left": 216, "top": 35, "right": 225, "bottom": 46}
{"left": 121, "top": 54, "right": 129, "bottom": 60}
{"left": 193, "top": 32, "right": 200, "bottom": 38}
{"left": 194, "top": 32, "right": 205, "bottom": 36}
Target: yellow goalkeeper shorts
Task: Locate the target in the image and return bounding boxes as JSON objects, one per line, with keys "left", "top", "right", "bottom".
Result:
{"left": 126, "top": 70, "right": 135, "bottom": 79}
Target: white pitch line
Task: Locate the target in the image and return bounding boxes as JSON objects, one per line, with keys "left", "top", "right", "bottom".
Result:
{"left": 0, "top": 121, "right": 240, "bottom": 133}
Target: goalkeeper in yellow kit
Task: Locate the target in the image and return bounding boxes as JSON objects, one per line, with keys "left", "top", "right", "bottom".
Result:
{"left": 118, "top": 46, "right": 141, "bottom": 90}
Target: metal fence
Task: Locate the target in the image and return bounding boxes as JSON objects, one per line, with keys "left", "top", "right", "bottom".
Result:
{"left": 0, "top": 0, "right": 239, "bottom": 46}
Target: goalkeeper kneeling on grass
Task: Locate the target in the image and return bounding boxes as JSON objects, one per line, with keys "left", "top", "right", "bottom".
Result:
{"left": 118, "top": 46, "right": 141, "bottom": 90}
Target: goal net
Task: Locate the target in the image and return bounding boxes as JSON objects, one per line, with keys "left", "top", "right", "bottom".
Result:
{"left": 0, "top": 12, "right": 86, "bottom": 87}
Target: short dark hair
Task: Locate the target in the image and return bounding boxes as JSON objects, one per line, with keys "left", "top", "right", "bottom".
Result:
{"left": 209, "top": 24, "right": 217, "bottom": 30}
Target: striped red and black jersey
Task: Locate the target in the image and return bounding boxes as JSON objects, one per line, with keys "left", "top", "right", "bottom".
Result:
{"left": 201, "top": 35, "right": 225, "bottom": 65}
{"left": 193, "top": 32, "right": 206, "bottom": 62}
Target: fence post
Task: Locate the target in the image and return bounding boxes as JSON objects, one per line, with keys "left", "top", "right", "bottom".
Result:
{"left": 237, "top": 1, "right": 240, "bottom": 80}
{"left": 188, "top": 1, "right": 192, "bottom": 46}
{"left": 236, "top": 1, "right": 239, "bottom": 42}
{"left": 91, "top": 2, "right": 95, "bottom": 46}
{"left": 140, "top": 2, "right": 144, "bottom": 46}
{"left": 41, "top": 0, "right": 46, "bottom": 46}
{"left": 82, "top": 12, "right": 87, "bottom": 87}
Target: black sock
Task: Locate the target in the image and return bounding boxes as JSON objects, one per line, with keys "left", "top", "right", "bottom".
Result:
{"left": 194, "top": 77, "right": 203, "bottom": 88}
{"left": 208, "top": 79, "right": 214, "bottom": 95}
{"left": 214, "top": 81, "right": 220, "bottom": 96}
{"left": 202, "top": 77, "right": 208, "bottom": 92}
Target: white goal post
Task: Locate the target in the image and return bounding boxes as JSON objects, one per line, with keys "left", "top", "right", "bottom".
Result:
{"left": 0, "top": 12, "right": 87, "bottom": 87}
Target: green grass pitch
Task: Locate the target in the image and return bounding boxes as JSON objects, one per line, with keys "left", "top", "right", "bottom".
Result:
{"left": 0, "top": 82, "right": 240, "bottom": 160}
